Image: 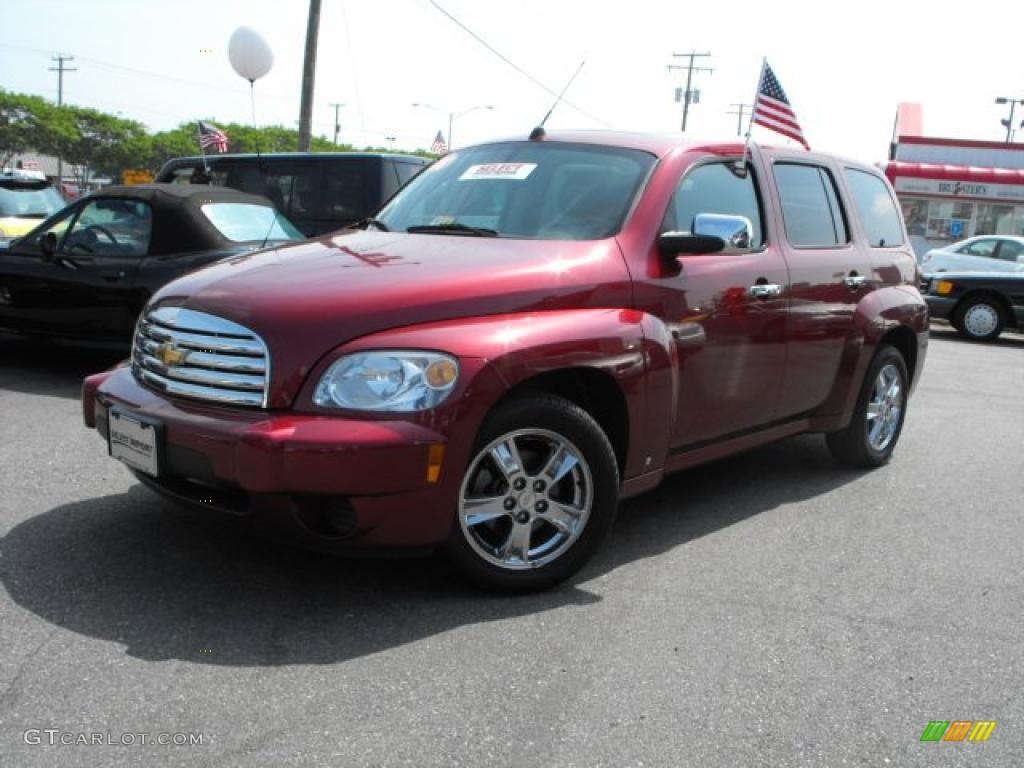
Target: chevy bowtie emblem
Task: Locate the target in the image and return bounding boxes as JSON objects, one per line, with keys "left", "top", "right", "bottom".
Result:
{"left": 157, "top": 342, "right": 189, "bottom": 366}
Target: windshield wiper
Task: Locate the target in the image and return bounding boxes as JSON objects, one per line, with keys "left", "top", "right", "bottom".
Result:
{"left": 406, "top": 222, "right": 498, "bottom": 237}
{"left": 352, "top": 217, "right": 390, "bottom": 232}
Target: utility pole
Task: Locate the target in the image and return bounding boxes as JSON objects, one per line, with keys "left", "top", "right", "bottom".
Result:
{"left": 329, "top": 102, "right": 345, "bottom": 146}
{"left": 995, "top": 97, "right": 1024, "bottom": 143}
{"left": 49, "top": 54, "right": 76, "bottom": 189}
{"left": 727, "top": 103, "right": 754, "bottom": 137}
{"left": 385, "top": 135, "right": 396, "bottom": 151}
{"left": 298, "top": 0, "right": 322, "bottom": 152}
{"left": 667, "top": 51, "right": 712, "bottom": 133}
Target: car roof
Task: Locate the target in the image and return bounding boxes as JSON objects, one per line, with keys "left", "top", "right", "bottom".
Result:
{"left": 73, "top": 183, "right": 290, "bottom": 255}
{"left": 466, "top": 129, "right": 878, "bottom": 170}
{"left": 473, "top": 129, "right": 745, "bottom": 158}
{"left": 85, "top": 183, "right": 272, "bottom": 205}
{"left": 162, "top": 152, "right": 429, "bottom": 165}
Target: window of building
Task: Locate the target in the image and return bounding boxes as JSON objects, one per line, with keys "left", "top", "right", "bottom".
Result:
{"left": 975, "top": 204, "right": 1016, "bottom": 236}
{"left": 901, "top": 198, "right": 929, "bottom": 236}
{"left": 773, "top": 163, "right": 847, "bottom": 247}
{"left": 845, "top": 169, "right": 905, "bottom": 247}
{"left": 925, "top": 200, "right": 973, "bottom": 241}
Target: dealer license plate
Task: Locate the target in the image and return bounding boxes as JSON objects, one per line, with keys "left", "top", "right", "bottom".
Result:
{"left": 108, "top": 408, "right": 160, "bottom": 476}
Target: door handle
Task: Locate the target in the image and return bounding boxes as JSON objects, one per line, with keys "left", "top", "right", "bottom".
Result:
{"left": 101, "top": 271, "right": 127, "bottom": 282}
{"left": 844, "top": 273, "right": 868, "bottom": 289}
{"left": 747, "top": 283, "right": 782, "bottom": 299}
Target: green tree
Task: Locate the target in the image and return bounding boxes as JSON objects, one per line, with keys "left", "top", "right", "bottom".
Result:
{"left": 0, "top": 90, "right": 75, "bottom": 168}
{"left": 62, "top": 106, "right": 148, "bottom": 186}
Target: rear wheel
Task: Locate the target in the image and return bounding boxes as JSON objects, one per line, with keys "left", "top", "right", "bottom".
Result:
{"left": 447, "top": 395, "right": 619, "bottom": 592}
{"left": 953, "top": 295, "right": 1004, "bottom": 342}
{"left": 826, "top": 346, "right": 909, "bottom": 468}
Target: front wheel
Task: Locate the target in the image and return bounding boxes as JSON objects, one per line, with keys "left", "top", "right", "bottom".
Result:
{"left": 826, "top": 346, "right": 909, "bottom": 468}
{"left": 447, "top": 395, "right": 619, "bottom": 592}
{"left": 953, "top": 295, "right": 1004, "bottom": 342}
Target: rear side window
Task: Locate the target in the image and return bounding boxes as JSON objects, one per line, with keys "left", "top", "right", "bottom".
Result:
{"left": 845, "top": 168, "right": 905, "bottom": 247}
{"left": 665, "top": 161, "right": 764, "bottom": 247}
{"left": 961, "top": 239, "right": 998, "bottom": 258}
{"left": 997, "top": 240, "right": 1023, "bottom": 262}
{"left": 395, "top": 162, "right": 424, "bottom": 186}
{"left": 774, "top": 163, "right": 848, "bottom": 248}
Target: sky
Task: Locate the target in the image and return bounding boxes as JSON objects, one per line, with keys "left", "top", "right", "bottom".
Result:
{"left": 1, "top": 0, "right": 1023, "bottom": 162}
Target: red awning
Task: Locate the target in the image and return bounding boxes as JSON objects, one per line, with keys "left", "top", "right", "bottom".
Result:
{"left": 884, "top": 161, "right": 1024, "bottom": 185}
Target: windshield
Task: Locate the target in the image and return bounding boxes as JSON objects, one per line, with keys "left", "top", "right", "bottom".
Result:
{"left": 376, "top": 142, "right": 655, "bottom": 240}
{"left": 200, "top": 203, "right": 304, "bottom": 243}
{"left": 0, "top": 183, "right": 64, "bottom": 218}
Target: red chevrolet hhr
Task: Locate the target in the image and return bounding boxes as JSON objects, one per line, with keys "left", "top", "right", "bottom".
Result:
{"left": 83, "top": 131, "right": 928, "bottom": 591}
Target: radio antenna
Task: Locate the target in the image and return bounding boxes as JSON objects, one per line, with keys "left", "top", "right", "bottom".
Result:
{"left": 530, "top": 59, "right": 586, "bottom": 140}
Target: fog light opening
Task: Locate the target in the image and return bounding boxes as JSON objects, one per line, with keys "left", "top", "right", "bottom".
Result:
{"left": 294, "top": 496, "right": 358, "bottom": 539}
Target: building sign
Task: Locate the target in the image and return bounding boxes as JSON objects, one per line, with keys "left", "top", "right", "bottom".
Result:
{"left": 121, "top": 169, "right": 154, "bottom": 186}
{"left": 894, "top": 176, "right": 1024, "bottom": 202}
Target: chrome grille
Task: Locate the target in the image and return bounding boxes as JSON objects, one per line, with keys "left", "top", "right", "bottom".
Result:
{"left": 132, "top": 307, "right": 270, "bottom": 407}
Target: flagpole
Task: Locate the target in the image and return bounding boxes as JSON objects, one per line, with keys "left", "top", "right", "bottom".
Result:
{"left": 739, "top": 57, "right": 766, "bottom": 176}
{"left": 197, "top": 121, "right": 209, "bottom": 174}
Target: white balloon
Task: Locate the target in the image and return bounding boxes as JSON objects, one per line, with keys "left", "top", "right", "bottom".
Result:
{"left": 228, "top": 27, "right": 274, "bottom": 82}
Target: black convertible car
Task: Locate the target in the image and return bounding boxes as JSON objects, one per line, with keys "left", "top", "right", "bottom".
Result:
{"left": 923, "top": 271, "right": 1024, "bottom": 342}
{"left": 0, "top": 184, "right": 302, "bottom": 342}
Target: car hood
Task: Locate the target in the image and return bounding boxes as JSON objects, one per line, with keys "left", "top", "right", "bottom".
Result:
{"left": 150, "top": 230, "right": 632, "bottom": 407}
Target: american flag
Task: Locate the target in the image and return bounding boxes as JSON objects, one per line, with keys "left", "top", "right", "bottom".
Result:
{"left": 430, "top": 130, "right": 448, "bottom": 154}
{"left": 198, "top": 120, "right": 229, "bottom": 153}
{"left": 752, "top": 64, "right": 809, "bottom": 150}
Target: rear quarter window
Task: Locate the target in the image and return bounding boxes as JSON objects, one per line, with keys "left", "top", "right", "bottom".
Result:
{"left": 845, "top": 168, "right": 905, "bottom": 248}
{"left": 773, "top": 163, "right": 848, "bottom": 248}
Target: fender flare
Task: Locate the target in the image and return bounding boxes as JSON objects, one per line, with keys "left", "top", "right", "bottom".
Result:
{"left": 321, "top": 308, "right": 678, "bottom": 480}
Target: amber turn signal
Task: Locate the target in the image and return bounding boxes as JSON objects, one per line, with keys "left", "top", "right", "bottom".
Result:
{"left": 426, "top": 443, "right": 446, "bottom": 483}
{"left": 425, "top": 359, "right": 458, "bottom": 389}
{"left": 935, "top": 280, "right": 955, "bottom": 295}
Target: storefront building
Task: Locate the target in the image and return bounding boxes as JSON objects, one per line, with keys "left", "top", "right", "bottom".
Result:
{"left": 883, "top": 104, "right": 1024, "bottom": 254}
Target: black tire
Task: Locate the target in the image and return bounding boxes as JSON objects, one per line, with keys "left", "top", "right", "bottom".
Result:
{"left": 826, "top": 346, "right": 909, "bottom": 468}
{"left": 447, "top": 394, "right": 619, "bottom": 593}
{"left": 952, "top": 295, "right": 1005, "bottom": 342}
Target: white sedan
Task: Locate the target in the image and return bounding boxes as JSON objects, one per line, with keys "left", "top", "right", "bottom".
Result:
{"left": 921, "top": 235, "right": 1024, "bottom": 274}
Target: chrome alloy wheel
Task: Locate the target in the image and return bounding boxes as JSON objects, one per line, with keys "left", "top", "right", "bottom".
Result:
{"left": 963, "top": 303, "right": 999, "bottom": 339}
{"left": 866, "top": 363, "right": 904, "bottom": 452}
{"left": 458, "top": 429, "right": 593, "bottom": 570}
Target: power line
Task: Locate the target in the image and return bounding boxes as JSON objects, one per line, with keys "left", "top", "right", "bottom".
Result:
{"left": 48, "top": 54, "right": 76, "bottom": 185}
{"left": 727, "top": 103, "right": 754, "bottom": 137}
{"left": 338, "top": 0, "right": 368, "bottom": 145}
{"left": 425, "top": 0, "right": 610, "bottom": 127}
{"left": 667, "top": 51, "right": 712, "bottom": 133}
{"left": 0, "top": 42, "right": 291, "bottom": 100}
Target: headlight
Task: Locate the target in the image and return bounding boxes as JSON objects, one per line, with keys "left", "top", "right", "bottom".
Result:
{"left": 313, "top": 351, "right": 459, "bottom": 411}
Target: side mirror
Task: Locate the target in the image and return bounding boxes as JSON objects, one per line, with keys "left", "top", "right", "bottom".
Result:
{"left": 658, "top": 231, "right": 724, "bottom": 257}
{"left": 693, "top": 213, "right": 753, "bottom": 252}
{"left": 40, "top": 232, "right": 58, "bottom": 261}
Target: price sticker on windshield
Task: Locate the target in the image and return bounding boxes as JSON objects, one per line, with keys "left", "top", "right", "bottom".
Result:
{"left": 459, "top": 163, "right": 537, "bottom": 181}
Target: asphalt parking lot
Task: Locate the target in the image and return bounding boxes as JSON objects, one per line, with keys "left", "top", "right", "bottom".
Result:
{"left": 1, "top": 326, "right": 1021, "bottom": 768}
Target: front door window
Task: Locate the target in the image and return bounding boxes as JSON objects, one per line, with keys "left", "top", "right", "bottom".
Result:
{"left": 63, "top": 199, "right": 152, "bottom": 257}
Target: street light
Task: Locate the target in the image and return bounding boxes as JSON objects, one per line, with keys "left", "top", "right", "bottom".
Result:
{"left": 995, "top": 97, "right": 1024, "bottom": 143}
{"left": 328, "top": 102, "right": 345, "bottom": 146}
{"left": 411, "top": 103, "right": 494, "bottom": 150}
{"left": 385, "top": 135, "right": 396, "bottom": 150}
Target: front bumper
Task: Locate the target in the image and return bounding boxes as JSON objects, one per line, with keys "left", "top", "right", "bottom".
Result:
{"left": 83, "top": 367, "right": 460, "bottom": 549}
{"left": 924, "top": 295, "right": 957, "bottom": 320}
